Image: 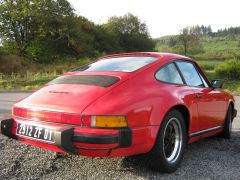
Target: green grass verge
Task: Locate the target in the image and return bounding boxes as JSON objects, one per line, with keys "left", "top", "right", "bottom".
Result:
{"left": 0, "top": 58, "right": 239, "bottom": 95}
{"left": 0, "top": 72, "right": 58, "bottom": 90}
{"left": 0, "top": 58, "right": 93, "bottom": 91}
{"left": 205, "top": 71, "right": 240, "bottom": 95}
{"left": 196, "top": 60, "right": 223, "bottom": 71}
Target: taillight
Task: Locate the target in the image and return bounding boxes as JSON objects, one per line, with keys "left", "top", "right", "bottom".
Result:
{"left": 12, "top": 107, "right": 27, "bottom": 117}
{"left": 82, "top": 115, "right": 128, "bottom": 128}
{"left": 12, "top": 106, "right": 81, "bottom": 124}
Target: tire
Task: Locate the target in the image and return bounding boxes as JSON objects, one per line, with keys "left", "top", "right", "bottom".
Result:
{"left": 147, "top": 109, "right": 187, "bottom": 173}
{"left": 219, "top": 105, "right": 232, "bottom": 139}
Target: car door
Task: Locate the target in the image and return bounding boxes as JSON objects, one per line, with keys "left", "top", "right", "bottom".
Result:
{"left": 175, "top": 61, "right": 227, "bottom": 131}
{"left": 155, "top": 62, "right": 200, "bottom": 133}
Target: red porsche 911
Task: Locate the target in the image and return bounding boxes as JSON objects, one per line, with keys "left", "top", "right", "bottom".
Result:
{"left": 0, "top": 52, "right": 237, "bottom": 172}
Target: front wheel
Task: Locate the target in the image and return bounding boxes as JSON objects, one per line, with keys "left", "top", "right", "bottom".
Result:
{"left": 147, "top": 109, "right": 187, "bottom": 173}
{"left": 219, "top": 105, "right": 232, "bottom": 139}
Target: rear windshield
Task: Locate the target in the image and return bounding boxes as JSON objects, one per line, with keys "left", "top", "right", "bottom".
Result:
{"left": 73, "top": 56, "right": 158, "bottom": 72}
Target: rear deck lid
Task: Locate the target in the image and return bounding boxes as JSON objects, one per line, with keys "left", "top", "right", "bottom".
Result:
{"left": 14, "top": 73, "right": 129, "bottom": 124}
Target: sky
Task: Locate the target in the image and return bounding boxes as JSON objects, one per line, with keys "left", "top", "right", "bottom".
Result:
{"left": 68, "top": 0, "right": 240, "bottom": 38}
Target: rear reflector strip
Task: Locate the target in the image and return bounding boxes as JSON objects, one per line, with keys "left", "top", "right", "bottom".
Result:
{"left": 48, "top": 75, "right": 120, "bottom": 87}
{"left": 13, "top": 107, "right": 81, "bottom": 125}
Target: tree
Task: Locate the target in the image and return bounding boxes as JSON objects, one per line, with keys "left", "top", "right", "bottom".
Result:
{"left": 207, "top": 25, "right": 212, "bottom": 35}
{"left": 178, "top": 27, "right": 201, "bottom": 56}
{"left": 25, "top": 15, "right": 98, "bottom": 63}
{"left": 105, "top": 13, "right": 155, "bottom": 52}
{"left": 93, "top": 25, "right": 122, "bottom": 54}
{"left": 0, "top": 0, "right": 73, "bottom": 57}
{"left": 216, "top": 26, "right": 240, "bottom": 36}
{"left": 167, "top": 37, "right": 177, "bottom": 47}
{"left": 59, "top": 15, "right": 96, "bottom": 56}
{"left": 0, "top": 2, "right": 156, "bottom": 63}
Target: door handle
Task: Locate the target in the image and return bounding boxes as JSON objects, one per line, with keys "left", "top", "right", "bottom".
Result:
{"left": 195, "top": 93, "right": 203, "bottom": 98}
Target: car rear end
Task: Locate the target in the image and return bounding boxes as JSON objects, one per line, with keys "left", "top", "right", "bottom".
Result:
{"left": 0, "top": 72, "right": 131, "bottom": 156}
{"left": 0, "top": 54, "right": 161, "bottom": 157}
{"left": 1, "top": 113, "right": 131, "bottom": 157}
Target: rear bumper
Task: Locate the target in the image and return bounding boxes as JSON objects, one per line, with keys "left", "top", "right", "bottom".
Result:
{"left": 0, "top": 118, "right": 17, "bottom": 139}
{"left": 0, "top": 118, "right": 155, "bottom": 157}
{"left": 54, "top": 127, "right": 132, "bottom": 154}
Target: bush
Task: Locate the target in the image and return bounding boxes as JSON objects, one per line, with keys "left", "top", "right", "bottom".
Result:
{"left": 198, "top": 62, "right": 214, "bottom": 71}
{"left": 215, "top": 60, "right": 240, "bottom": 79}
{"left": 0, "top": 55, "right": 22, "bottom": 74}
{"left": 197, "top": 60, "right": 222, "bottom": 71}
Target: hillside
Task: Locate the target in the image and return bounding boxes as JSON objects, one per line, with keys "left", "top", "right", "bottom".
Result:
{"left": 155, "top": 35, "right": 240, "bottom": 61}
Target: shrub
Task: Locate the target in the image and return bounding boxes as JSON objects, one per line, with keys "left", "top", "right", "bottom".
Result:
{"left": 215, "top": 60, "right": 240, "bottom": 79}
{"left": 199, "top": 63, "right": 214, "bottom": 71}
{"left": 0, "top": 55, "right": 22, "bottom": 74}
{"left": 197, "top": 61, "right": 218, "bottom": 71}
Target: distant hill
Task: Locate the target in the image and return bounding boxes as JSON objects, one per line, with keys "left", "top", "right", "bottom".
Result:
{"left": 154, "top": 26, "right": 240, "bottom": 61}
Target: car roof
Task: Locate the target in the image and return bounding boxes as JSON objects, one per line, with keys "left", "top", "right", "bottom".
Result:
{"left": 97, "top": 52, "right": 192, "bottom": 63}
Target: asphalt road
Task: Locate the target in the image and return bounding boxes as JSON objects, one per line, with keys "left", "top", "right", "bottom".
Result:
{"left": 0, "top": 92, "right": 239, "bottom": 179}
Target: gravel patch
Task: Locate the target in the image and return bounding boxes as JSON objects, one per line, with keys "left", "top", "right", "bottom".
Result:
{"left": 0, "top": 132, "right": 239, "bottom": 180}
{"left": 0, "top": 93, "right": 239, "bottom": 179}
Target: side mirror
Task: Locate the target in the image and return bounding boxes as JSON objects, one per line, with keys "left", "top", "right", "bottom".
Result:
{"left": 211, "top": 80, "right": 224, "bottom": 88}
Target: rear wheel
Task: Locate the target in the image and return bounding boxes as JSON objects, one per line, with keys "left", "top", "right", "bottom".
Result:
{"left": 147, "top": 109, "right": 187, "bottom": 173}
{"left": 219, "top": 105, "right": 232, "bottom": 139}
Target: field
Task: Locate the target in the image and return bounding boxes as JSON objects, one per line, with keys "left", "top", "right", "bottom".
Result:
{"left": 0, "top": 58, "right": 92, "bottom": 91}
{"left": 194, "top": 37, "right": 240, "bottom": 60}
{"left": 156, "top": 36, "right": 240, "bottom": 60}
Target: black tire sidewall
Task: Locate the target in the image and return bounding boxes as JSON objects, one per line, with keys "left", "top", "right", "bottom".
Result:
{"left": 148, "top": 109, "right": 187, "bottom": 173}
{"left": 221, "top": 105, "right": 232, "bottom": 139}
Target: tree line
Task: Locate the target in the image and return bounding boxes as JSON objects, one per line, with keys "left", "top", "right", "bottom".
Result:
{"left": 184, "top": 25, "right": 240, "bottom": 37}
{"left": 215, "top": 27, "right": 240, "bottom": 36}
{"left": 0, "top": 0, "right": 155, "bottom": 64}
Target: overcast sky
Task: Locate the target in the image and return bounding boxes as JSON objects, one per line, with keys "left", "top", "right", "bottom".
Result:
{"left": 68, "top": 0, "right": 240, "bottom": 38}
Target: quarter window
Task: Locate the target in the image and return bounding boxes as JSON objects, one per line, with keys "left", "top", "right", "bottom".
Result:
{"left": 176, "top": 61, "right": 204, "bottom": 87}
{"left": 155, "top": 63, "right": 183, "bottom": 84}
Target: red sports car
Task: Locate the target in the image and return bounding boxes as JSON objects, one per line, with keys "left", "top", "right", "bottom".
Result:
{"left": 0, "top": 52, "right": 237, "bottom": 172}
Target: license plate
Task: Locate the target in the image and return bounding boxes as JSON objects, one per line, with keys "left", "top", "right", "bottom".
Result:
{"left": 16, "top": 123, "right": 55, "bottom": 143}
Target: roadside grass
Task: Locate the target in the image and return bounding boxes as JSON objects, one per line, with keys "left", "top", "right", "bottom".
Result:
{"left": 196, "top": 60, "right": 223, "bottom": 71}
{"left": 0, "top": 57, "right": 239, "bottom": 95}
{"left": 205, "top": 71, "right": 240, "bottom": 95}
{"left": 0, "top": 58, "right": 93, "bottom": 91}
{"left": 0, "top": 71, "right": 58, "bottom": 90}
{"left": 192, "top": 59, "right": 240, "bottom": 95}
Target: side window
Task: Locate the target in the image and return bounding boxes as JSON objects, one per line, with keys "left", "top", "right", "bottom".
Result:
{"left": 155, "top": 63, "right": 183, "bottom": 84}
{"left": 176, "top": 61, "right": 204, "bottom": 87}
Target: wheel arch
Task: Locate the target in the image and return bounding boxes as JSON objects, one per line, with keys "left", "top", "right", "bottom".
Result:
{"left": 167, "top": 104, "right": 190, "bottom": 135}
